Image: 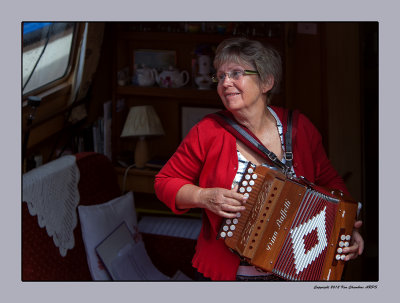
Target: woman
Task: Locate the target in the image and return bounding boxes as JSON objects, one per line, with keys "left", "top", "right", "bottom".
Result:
{"left": 154, "top": 37, "right": 364, "bottom": 281}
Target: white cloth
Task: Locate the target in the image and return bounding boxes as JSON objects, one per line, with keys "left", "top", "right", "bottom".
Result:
{"left": 23, "top": 155, "right": 80, "bottom": 257}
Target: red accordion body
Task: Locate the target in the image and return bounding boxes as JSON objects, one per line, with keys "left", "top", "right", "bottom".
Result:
{"left": 218, "top": 164, "right": 358, "bottom": 281}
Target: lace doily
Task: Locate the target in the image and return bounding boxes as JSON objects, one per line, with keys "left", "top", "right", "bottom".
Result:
{"left": 23, "top": 155, "right": 80, "bottom": 257}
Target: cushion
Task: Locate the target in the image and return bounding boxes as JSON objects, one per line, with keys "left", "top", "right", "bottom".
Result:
{"left": 78, "top": 191, "right": 138, "bottom": 280}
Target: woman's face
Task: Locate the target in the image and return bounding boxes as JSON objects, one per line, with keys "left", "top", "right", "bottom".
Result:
{"left": 216, "top": 61, "right": 271, "bottom": 113}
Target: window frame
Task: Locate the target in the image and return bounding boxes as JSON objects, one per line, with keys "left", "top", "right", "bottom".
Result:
{"left": 22, "top": 22, "right": 85, "bottom": 104}
{"left": 22, "top": 22, "right": 87, "bottom": 154}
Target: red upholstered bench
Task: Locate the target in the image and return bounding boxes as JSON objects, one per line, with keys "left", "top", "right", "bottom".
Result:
{"left": 22, "top": 152, "right": 122, "bottom": 281}
{"left": 22, "top": 152, "right": 197, "bottom": 281}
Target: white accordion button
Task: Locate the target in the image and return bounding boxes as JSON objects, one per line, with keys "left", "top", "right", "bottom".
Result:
{"left": 245, "top": 174, "right": 251, "bottom": 180}
{"left": 246, "top": 187, "right": 252, "bottom": 192}
{"left": 227, "top": 231, "right": 233, "bottom": 237}
{"left": 248, "top": 168, "right": 254, "bottom": 173}
{"left": 226, "top": 219, "right": 232, "bottom": 225}
{"left": 223, "top": 225, "right": 229, "bottom": 231}
{"left": 346, "top": 235, "right": 351, "bottom": 241}
{"left": 230, "top": 225, "right": 236, "bottom": 231}
{"left": 341, "top": 255, "right": 346, "bottom": 261}
{"left": 344, "top": 242, "right": 349, "bottom": 247}
{"left": 341, "top": 235, "right": 346, "bottom": 241}
{"left": 233, "top": 218, "right": 238, "bottom": 224}
{"left": 236, "top": 212, "right": 241, "bottom": 218}
{"left": 239, "top": 187, "right": 245, "bottom": 193}
{"left": 249, "top": 180, "right": 255, "bottom": 186}
{"left": 252, "top": 174, "right": 258, "bottom": 179}
{"left": 337, "top": 248, "right": 343, "bottom": 253}
{"left": 220, "top": 231, "right": 226, "bottom": 238}
{"left": 335, "top": 254, "right": 341, "bottom": 260}
{"left": 244, "top": 193, "right": 249, "bottom": 198}
{"left": 242, "top": 180, "right": 248, "bottom": 186}
{"left": 339, "top": 241, "right": 344, "bottom": 247}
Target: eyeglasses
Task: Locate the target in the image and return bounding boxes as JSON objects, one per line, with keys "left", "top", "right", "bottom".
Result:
{"left": 211, "top": 69, "right": 259, "bottom": 83}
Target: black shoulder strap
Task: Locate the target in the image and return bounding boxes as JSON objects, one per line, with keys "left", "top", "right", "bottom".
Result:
{"left": 284, "top": 109, "right": 293, "bottom": 169}
{"left": 211, "top": 111, "right": 291, "bottom": 174}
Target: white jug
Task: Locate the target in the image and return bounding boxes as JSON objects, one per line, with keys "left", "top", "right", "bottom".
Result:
{"left": 133, "top": 66, "right": 156, "bottom": 86}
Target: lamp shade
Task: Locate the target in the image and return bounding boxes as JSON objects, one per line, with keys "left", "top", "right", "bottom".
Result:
{"left": 120, "top": 105, "right": 164, "bottom": 138}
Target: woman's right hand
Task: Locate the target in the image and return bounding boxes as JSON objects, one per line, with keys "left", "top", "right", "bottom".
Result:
{"left": 198, "top": 185, "right": 247, "bottom": 218}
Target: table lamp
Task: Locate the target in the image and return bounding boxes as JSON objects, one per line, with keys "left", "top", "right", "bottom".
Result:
{"left": 120, "top": 105, "right": 164, "bottom": 168}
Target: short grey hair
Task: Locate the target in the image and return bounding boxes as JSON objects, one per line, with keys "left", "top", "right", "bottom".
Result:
{"left": 214, "top": 37, "right": 282, "bottom": 100}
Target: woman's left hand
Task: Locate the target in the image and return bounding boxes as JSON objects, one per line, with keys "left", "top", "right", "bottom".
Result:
{"left": 342, "top": 220, "right": 364, "bottom": 261}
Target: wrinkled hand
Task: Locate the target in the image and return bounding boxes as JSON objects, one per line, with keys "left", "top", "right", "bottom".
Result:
{"left": 199, "top": 185, "right": 247, "bottom": 218}
{"left": 343, "top": 220, "right": 364, "bottom": 261}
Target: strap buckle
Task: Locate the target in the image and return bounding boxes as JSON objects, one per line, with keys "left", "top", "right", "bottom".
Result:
{"left": 285, "top": 151, "right": 293, "bottom": 161}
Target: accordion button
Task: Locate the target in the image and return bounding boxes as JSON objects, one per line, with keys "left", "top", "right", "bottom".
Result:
{"left": 227, "top": 231, "right": 233, "bottom": 237}
{"left": 240, "top": 187, "right": 245, "bottom": 193}
{"left": 245, "top": 174, "right": 251, "bottom": 180}
{"left": 244, "top": 193, "right": 249, "bottom": 198}
{"left": 249, "top": 180, "right": 255, "bottom": 186}
{"left": 248, "top": 168, "right": 254, "bottom": 173}
{"left": 335, "top": 254, "right": 341, "bottom": 260}
{"left": 346, "top": 235, "right": 351, "bottom": 241}
{"left": 341, "top": 255, "right": 346, "bottom": 261}
{"left": 339, "top": 241, "right": 344, "bottom": 247}
{"left": 226, "top": 219, "right": 232, "bottom": 225}
{"left": 230, "top": 225, "right": 236, "bottom": 231}
{"left": 242, "top": 181, "right": 248, "bottom": 186}
{"left": 247, "top": 187, "right": 252, "bottom": 192}
{"left": 344, "top": 242, "right": 349, "bottom": 247}
{"left": 220, "top": 231, "right": 226, "bottom": 238}
{"left": 233, "top": 218, "right": 238, "bottom": 224}
{"left": 341, "top": 235, "right": 346, "bottom": 241}
{"left": 337, "top": 248, "right": 343, "bottom": 253}
{"left": 236, "top": 212, "right": 241, "bottom": 218}
{"left": 252, "top": 174, "right": 258, "bottom": 179}
{"left": 223, "top": 225, "right": 229, "bottom": 231}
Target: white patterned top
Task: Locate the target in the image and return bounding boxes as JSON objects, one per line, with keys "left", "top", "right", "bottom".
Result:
{"left": 232, "top": 106, "right": 294, "bottom": 189}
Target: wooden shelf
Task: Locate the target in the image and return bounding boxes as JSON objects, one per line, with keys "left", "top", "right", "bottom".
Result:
{"left": 116, "top": 85, "right": 220, "bottom": 102}
{"left": 118, "top": 30, "right": 283, "bottom": 46}
{"left": 114, "top": 166, "right": 202, "bottom": 218}
{"left": 119, "top": 31, "right": 228, "bottom": 44}
{"left": 115, "top": 166, "right": 159, "bottom": 194}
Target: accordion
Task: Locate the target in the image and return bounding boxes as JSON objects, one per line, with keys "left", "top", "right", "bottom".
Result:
{"left": 218, "top": 163, "right": 358, "bottom": 281}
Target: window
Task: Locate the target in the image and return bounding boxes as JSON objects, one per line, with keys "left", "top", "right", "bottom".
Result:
{"left": 22, "top": 22, "right": 76, "bottom": 95}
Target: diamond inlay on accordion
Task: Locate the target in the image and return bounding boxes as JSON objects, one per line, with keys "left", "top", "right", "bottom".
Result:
{"left": 218, "top": 163, "right": 358, "bottom": 281}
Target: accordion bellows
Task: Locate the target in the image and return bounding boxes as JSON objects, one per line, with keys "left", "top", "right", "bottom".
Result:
{"left": 218, "top": 164, "right": 358, "bottom": 281}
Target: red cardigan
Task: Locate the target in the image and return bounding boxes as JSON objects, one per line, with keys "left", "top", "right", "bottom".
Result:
{"left": 154, "top": 106, "right": 347, "bottom": 280}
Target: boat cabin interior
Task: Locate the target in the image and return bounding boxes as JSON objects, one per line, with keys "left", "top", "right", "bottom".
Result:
{"left": 21, "top": 22, "right": 378, "bottom": 282}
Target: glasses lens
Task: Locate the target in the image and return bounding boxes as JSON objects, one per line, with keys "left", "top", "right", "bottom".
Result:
{"left": 214, "top": 70, "right": 256, "bottom": 83}
{"left": 231, "top": 70, "right": 243, "bottom": 80}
